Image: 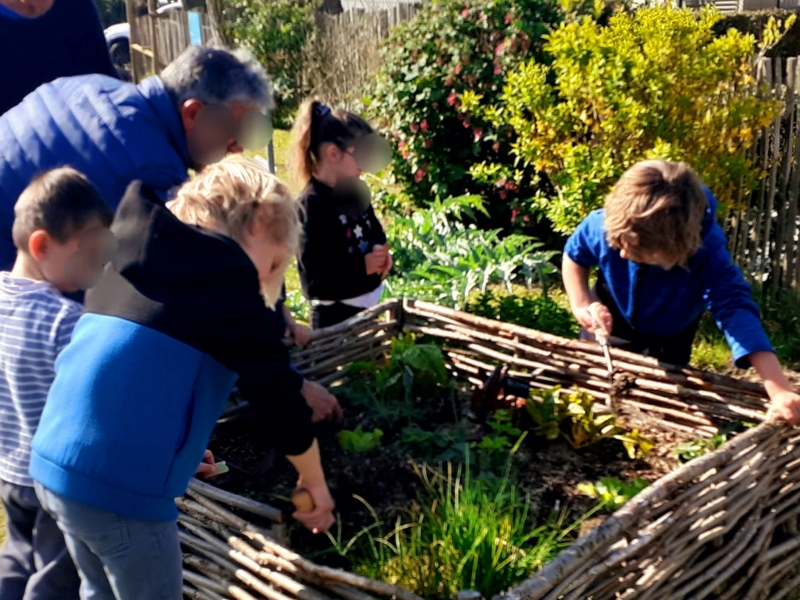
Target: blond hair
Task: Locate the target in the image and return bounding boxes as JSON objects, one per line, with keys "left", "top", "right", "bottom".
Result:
{"left": 167, "top": 155, "right": 302, "bottom": 258}
{"left": 604, "top": 160, "right": 707, "bottom": 268}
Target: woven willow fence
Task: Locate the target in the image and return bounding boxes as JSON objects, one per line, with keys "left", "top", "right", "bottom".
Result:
{"left": 186, "top": 299, "right": 800, "bottom": 599}
{"left": 292, "top": 299, "right": 800, "bottom": 600}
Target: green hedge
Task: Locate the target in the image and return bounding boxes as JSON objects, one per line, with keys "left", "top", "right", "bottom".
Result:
{"left": 715, "top": 10, "right": 800, "bottom": 57}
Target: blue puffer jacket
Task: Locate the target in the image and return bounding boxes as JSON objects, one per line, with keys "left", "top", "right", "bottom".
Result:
{"left": 0, "top": 74, "right": 191, "bottom": 270}
{"left": 564, "top": 188, "right": 774, "bottom": 368}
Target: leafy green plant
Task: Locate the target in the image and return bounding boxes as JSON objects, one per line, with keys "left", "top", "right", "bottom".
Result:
{"left": 466, "top": 288, "right": 579, "bottom": 338}
{"left": 465, "top": 5, "right": 791, "bottom": 233}
{"left": 223, "top": 0, "right": 316, "bottom": 124}
{"left": 525, "top": 387, "right": 654, "bottom": 458}
{"left": 368, "top": 0, "right": 564, "bottom": 225}
{"left": 386, "top": 195, "right": 559, "bottom": 309}
{"left": 337, "top": 427, "right": 384, "bottom": 453}
{"left": 401, "top": 426, "right": 470, "bottom": 462}
{"left": 341, "top": 335, "right": 449, "bottom": 428}
{"left": 330, "top": 462, "right": 574, "bottom": 598}
{"left": 577, "top": 477, "right": 650, "bottom": 512}
{"left": 673, "top": 434, "right": 727, "bottom": 463}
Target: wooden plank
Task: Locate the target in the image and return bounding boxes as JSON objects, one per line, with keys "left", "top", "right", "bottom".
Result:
{"left": 773, "top": 57, "right": 794, "bottom": 288}
{"left": 777, "top": 57, "right": 798, "bottom": 288}
{"left": 753, "top": 58, "right": 772, "bottom": 286}
{"left": 124, "top": 0, "right": 140, "bottom": 83}
{"left": 762, "top": 57, "right": 782, "bottom": 292}
{"left": 786, "top": 57, "right": 800, "bottom": 288}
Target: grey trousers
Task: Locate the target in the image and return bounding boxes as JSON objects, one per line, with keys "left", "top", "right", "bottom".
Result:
{"left": 0, "top": 479, "right": 80, "bottom": 600}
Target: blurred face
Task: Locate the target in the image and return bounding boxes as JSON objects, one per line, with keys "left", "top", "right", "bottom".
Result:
{"left": 241, "top": 225, "right": 291, "bottom": 309}
{"left": 27, "top": 221, "right": 111, "bottom": 292}
{"left": 180, "top": 100, "right": 271, "bottom": 169}
{"left": 1, "top": 0, "right": 54, "bottom": 18}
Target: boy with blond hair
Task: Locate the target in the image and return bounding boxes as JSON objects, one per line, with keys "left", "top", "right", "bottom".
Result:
{"left": 0, "top": 167, "right": 113, "bottom": 599}
{"left": 30, "top": 156, "right": 335, "bottom": 600}
{"left": 563, "top": 160, "right": 800, "bottom": 424}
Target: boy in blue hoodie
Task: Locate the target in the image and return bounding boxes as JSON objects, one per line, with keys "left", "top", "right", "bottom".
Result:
{"left": 30, "top": 156, "right": 335, "bottom": 600}
{"left": 563, "top": 160, "right": 800, "bottom": 424}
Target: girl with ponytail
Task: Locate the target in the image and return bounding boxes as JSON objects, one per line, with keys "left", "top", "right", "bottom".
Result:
{"left": 289, "top": 99, "right": 392, "bottom": 329}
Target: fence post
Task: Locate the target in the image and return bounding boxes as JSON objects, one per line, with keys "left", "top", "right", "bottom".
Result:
{"left": 124, "top": 0, "right": 140, "bottom": 83}
{"left": 147, "top": 0, "right": 160, "bottom": 74}
{"left": 786, "top": 57, "right": 800, "bottom": 289}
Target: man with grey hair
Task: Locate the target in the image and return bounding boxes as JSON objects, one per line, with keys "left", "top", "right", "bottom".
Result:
{"left": 0, "top": 45, "right": 273, "bottom": 271}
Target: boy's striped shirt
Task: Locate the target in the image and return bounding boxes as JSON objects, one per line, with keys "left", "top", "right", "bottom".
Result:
{"left": 0, "top": 272, "right": 81, "bottom": 487}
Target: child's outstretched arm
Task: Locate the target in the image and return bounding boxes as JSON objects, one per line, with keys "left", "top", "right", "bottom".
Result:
{"left": 701, "top": 220, "right": 800, "bottom": 424}
{"left": 749, "top": 352, "right": 800, "bottom": 425}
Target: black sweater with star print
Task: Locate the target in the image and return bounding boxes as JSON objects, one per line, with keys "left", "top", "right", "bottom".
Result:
{"left": 298, "top": 178, "right": 387, "bottom": 302}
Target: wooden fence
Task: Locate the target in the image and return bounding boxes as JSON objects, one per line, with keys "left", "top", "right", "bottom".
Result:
{"left": 725, "top": 56, "right": 800, "bottom": 292}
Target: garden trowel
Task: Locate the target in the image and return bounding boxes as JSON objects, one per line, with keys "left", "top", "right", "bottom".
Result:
{"left": 589, "top": 304, "right": 614, "bottom": 380}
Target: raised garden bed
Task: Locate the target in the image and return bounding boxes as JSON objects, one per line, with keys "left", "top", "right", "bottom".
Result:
{"left": 194, "top": 299, "right": 800, "bottom": 600}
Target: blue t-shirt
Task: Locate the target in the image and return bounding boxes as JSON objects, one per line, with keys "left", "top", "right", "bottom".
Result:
{"left": 0, "top": 0, "right": 116, "bottom": 116}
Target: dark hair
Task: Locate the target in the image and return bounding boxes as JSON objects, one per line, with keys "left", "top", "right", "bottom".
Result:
{"left": 12, "top": 168, "right": 114, "bottom": 252}
{"left": 290, "top": 98, "right": 373, "bottom": 186}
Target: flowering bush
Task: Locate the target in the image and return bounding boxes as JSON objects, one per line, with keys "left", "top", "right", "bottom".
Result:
{"left": 464, "top": 6, "right": 791, "bottom": 233}
{"left": 367, "top": 0, "right": 565, "bottom": 226}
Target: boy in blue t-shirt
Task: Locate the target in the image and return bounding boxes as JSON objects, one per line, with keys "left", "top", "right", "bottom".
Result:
{"left": 563, "top": 160, "right": 800, "bottom": 424}
{"left": 0, "top": 167, "right": 113, "bottom": 598}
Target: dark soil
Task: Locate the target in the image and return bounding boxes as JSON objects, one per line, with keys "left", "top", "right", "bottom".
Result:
{"left": 207, "top": 382, "right": 695, "bottom": 567}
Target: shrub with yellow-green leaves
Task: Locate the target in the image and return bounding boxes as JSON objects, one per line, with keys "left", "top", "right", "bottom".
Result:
{"left": 464, "top": 6, "right": 791, "bottom": 234}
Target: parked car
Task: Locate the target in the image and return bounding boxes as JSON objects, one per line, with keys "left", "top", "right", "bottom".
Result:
{"left": 104, "top": 2, "right": 183, "bottom": 79}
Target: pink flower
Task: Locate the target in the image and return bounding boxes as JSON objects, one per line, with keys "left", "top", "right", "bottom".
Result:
{"left": 494, "top": 64, "right": 502, "bottom": 76}
{"left": 392, "top": 130, "right": 400, "bottom": 138}
{"left": 447, "top": 91, "right": 458, "bottom": 106}
{"left": 511, "top": 207, "right": 518, "bottom": 220}
{"left": 500, "top": 190, "right": 507, "bottom": 200}
{"left": 505, "top": 12, "right": 513, "bottom": 25}
{"left": 463, "top": 120, "right": 471, "bottom": 129}
{"left": 410, "top": 122, "right": 419, "bottom": 133}
{"left": 420, "top": 120, "right": 429, "bottom": 132}
{"left": 461, "top": 8, "right": 469, "bottom": 17}
{"left": 455, "top": 64, "right": 463, "bottom": 75}
{"left": 414, "top": 168, "right": 426, "bottom": 183}
{"left": 495, "top": 41, "right": 506, "bottom": 57}
{"left": 473, "top": 127, "right": 482, "bottom": 142}
{"left": 398, "top": 140, "right": 406, "bottom": 150}
{"left": 401, "top": 147, "right": 410, "bottom": 159}
{"left": 493, "top": 142, "right": 500, "bottom": 153}
{"left": 523, "top": 215, "right": 530, "bottom": 222}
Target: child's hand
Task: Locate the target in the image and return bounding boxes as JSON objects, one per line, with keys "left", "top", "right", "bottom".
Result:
{"left": 287, "top": 322, "right": 312, "bottom": 347}
{"left": 302, "top": 379, "right": 344, "bottom": 423}
{"left": 365, "top": 250, "right": 387, "bottom": 275}
{"left": 576, "top": 302, "right": 613, "bottom": 336}
{"left": 291, "top": 482, "right": 335, "bottom": 534}
{"left": 195, "top": 449, "right": 219, "bottom": 479}
{"left": 768, "top": 390, "right": 800, "bottom": 426}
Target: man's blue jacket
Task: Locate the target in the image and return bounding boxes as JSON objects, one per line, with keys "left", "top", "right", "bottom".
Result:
{"left": 0, "top": 74, "right": 192, "bottom": 269}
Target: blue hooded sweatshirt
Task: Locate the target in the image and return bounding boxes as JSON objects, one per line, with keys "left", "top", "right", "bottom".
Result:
{"left": 564, "top": 188, "right": 773, "bottom": 368}
{"left": 29, "top": 182, "right": 313, "bottom": 522}
{"left": 0, "top": 74, "right": 191, "bottom": 270}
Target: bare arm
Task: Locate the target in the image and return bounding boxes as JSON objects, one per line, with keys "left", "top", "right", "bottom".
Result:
{"left": 286, "top": 440, "right": 335, "bottom": 533}
{"left": 562, "top": 254, "right": 611, "bottom": 333}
